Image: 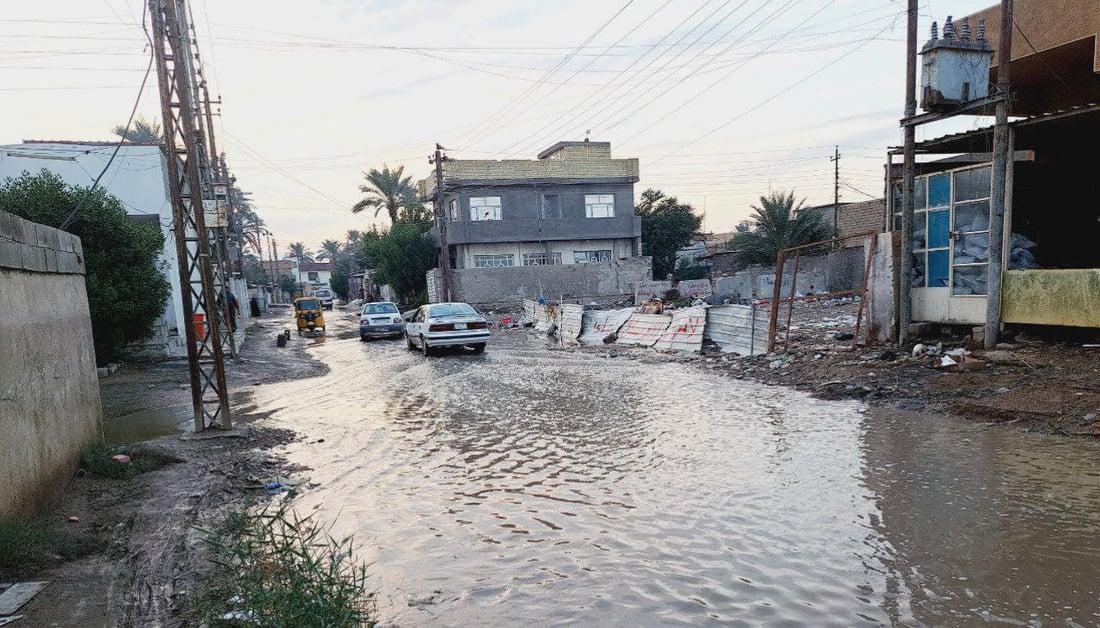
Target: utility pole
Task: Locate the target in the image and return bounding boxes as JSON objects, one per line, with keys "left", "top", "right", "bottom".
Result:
{"left": 899, "top": 0, "right": 918, "bottom": 343}
{"left": 985, "top": 0, "right": 1013, "bottom": 348}
{"left": 149, "top": 0, "right": 230, "bottom": 430}
{"left": 429, "top": 143, "right": 453, "bottom": 302}
{"left": 830, "top": 145, "right": 841, "bottom": 234}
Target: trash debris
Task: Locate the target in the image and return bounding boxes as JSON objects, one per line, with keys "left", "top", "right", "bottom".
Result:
{"left": 67, "top": 516, "right": 79, "bottom": 523}
{"left": 934, "top": 355, "right": 986, "bottom": 372}
{"left": 111, "top": 454, "right": 131, "bottom": 464}
{"left": 0, "top": 581, "right": 49, "bottom": 616}
{"left": 832, "top": 332, "right": 854, "bottom": 341}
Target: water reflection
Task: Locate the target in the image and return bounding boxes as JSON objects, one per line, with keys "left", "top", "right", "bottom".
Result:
{"left": 257, "top": 334, "right": 1100, "bottom": 626}
{"left": 861, "top": 409, "right": 1100, "bottom": 626}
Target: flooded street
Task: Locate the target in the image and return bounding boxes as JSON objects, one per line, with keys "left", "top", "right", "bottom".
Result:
{"left": 247, "top": 317, "right": 1100, "bottom": 626}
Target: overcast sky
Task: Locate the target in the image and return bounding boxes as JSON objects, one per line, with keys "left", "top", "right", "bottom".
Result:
{"left": 1, "top": 0, "right": 997, "bottom": 253}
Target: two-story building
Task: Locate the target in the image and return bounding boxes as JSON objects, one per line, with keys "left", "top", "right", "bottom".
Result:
{"left": 422, "top": 141, "right": 652, "bottom": 306}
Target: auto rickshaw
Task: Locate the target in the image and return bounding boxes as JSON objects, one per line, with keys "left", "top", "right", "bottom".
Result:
{"left": 293, "top": 296, "right": 326, "bottom": 335}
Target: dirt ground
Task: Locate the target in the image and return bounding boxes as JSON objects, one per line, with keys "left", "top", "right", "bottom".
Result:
{"left": 550, "top": 298, "right": 1100, "bottom": 438}
{"left": 11, "top": 308, "right": 327, "bottom": 626}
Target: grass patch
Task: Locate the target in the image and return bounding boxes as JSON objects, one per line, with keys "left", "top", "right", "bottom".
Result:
{"left": 80, "top": 442, "right": 183, "bottom": 479}
{"left": 0, "top": 519, "right": 101, "bottom": 579}
{"left": 189, "top": 503, "right": 375, "bottom": 626}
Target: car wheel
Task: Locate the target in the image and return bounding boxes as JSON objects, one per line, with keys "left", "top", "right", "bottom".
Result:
{"left": 470, "top": 343, "right": 486, "bottom": 354}
{"left": 406, "top": 333, "right": 416, "bottom": 351}
{"left": 420, "top": 336, "right": 433, "bottom": 357}
{"left": 360, "top": 333, "right": 367, "bottom": 342}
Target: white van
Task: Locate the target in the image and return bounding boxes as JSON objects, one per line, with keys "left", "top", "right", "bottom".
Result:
{"left": 312, "top": 287, "right": 335, "bottom": 310}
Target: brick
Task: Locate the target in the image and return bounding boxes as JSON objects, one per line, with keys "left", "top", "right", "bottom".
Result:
{"left": 72, "top": 235, "right": 83, "bottom": 258}
{"left": 20, "top": 243, "right": 47, "bottom": 272}
{"left": 0, "top": 238, "right": 22, "bottom": 270}
{"left": 37, "top": 224, "right": 60, "bottom": 251}
{"left": 56, "top": 251, "right": 84, "bottom": 275}
{"left": 1, "top": 213, "right": 27, "bottom": 244}
{"left": 58, "top": 231, "right": 75, "bottom": 253}
{"left": 43, "top": 248, "right": 59, "bottom": 272}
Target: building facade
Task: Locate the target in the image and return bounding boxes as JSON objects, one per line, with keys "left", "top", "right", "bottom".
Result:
{"left": 422, "top": 141, "right": 650, "bottom": 306}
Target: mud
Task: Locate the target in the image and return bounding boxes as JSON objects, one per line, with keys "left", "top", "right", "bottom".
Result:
{"left": 15, "top": 309, "right": 329, "bottom": 625}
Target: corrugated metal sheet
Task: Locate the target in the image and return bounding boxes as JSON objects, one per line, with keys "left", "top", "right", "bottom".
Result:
{"left": 616, "top": 312, "right": 673, "bottom": 347}
{"left": 523, "top": 299, "right": 537, "bottom": 322}
{"left": 558, "top": 304, "right": 584, "bottom": 343}
{"left": 653, "top": 306, "right": 707, "bottom": 353}
{"left": 579, "top": 308, "right": 634, "bottom": 345}
{"left": 704, "top": 304, "right": 768, "bottom": 356}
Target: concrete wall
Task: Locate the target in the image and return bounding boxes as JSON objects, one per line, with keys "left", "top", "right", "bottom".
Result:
{"left": 446, "top": 256, "right": 652, "bottom": 309}
{"left": 458, "top": 238, "right": 636, "bottom": 268}
{"left": 0, "top": 142, "right": 188, "bottom": 357}
{"left": 0, "top": 210, "right": 102, "bottom": 519}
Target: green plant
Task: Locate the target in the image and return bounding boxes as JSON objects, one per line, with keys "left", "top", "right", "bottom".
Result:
{"left": 0, "top": 520, "right": 100, "bottom": 579}
{"left": 190, "top": 504, "right": 374, "bottom": 626}
{"left": 79, "top": 442, "right": 182, "bottom": 479}
{"left": 352, "top": 165, "right": 418, "bottom": 223}
{"left": 362, "top": 222, "right": 437, "bottom": 304}
{"left": 727, "top": 190, "right": 835, "bottom": 268}
{"left": 634, "top": 189, "right": 702, "bottom": 280}
{"left": 0, "top": 170, "right": 170, "bottom": 364}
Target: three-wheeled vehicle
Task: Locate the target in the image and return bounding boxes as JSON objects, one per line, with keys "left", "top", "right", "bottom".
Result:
{"left": 293, "top": 296, "right": 326, "bottom": 335}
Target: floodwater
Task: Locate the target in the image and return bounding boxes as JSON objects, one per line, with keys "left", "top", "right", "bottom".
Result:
{"left": 246, "top": 325, "right": 1100, "bottom": 626}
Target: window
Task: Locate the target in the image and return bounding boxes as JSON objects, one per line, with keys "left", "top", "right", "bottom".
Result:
{"left": 522, "top": 252, "right": 562, "bottom": 266}
{"left": 307, "top": 271, "right": 319, "bottom": 282}
{"left": 429, "top": 303, "right": 478, "bottom": 317}
{"left": 585, "top": 194, "right": 615, "bottom": 218}
{"left": 574, "top": 250, "right": 611, "bottom": 264}
{"left": 473, "top": 254, "right": 514, "bottom": 268}
{"left": 469, "top": 196, "right": 502, "bottom": 221}
{"left": 449, "top": 199, "right": 458, "bottom": 221}
{"left": 539, "top": 194, "right": 561, "bottom": 219}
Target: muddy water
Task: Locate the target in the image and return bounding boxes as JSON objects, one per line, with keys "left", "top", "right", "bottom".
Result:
{"left": 251, "top": 330, "right": 1100, "bottom": 626}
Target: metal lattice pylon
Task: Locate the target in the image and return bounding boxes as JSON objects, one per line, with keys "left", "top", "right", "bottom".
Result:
{"left": 149, "top": 0, "right": 231, "bottom": 430}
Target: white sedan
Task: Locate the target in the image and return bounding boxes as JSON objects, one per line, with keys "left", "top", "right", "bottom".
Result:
{"left": 406, "top": 302, "right": 490, "bottom": 356}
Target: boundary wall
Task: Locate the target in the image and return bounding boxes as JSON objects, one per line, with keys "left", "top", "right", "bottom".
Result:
{"left": 1, "top": 210, "right": 102, "bottom": 519}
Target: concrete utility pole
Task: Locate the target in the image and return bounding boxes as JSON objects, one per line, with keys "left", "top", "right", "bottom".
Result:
{"left": 148, "top": 0, "right": 230, "bottom": 430}
{"left": 430, "top": 143, "right": 453, "bottom": 302}
{"left": 985, "top": 0, "right": 1014, "bottom": 348}
{"left": 830, "top": 145, "right": 841, "bottom": 234}
{"left": 899, "top": 0, "right": 918, "bottom": 343}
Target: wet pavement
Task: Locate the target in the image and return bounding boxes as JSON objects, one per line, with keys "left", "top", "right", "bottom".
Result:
{"left": 241, "top": 313, "right": 1100, "bottom": 626}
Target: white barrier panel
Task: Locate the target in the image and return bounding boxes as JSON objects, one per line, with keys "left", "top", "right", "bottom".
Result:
{"left": 523, "top": 299, "right": 537, "bottom": 322}
{"left": 579, "top": 308, "right": 634, "bottom": 345}
{"left": 534, "top": 303, "right": 556, "bottom": 332}
{"left": 635, "top": 280, "right": 671, "bottom": 302}
{"left": 677, "top": 279, "right": 713, "bottom": 299}
{"left": 653, "top": 306, "right": 707, "bottom": 353}
{"left": 704, "top": 304, "right": 768, "bottom": 356}
{"left": 558, "top": 304, "right": 584, "bottom": 343}
{"left": 616, "top": 312, "right": 673, "bottom": 347}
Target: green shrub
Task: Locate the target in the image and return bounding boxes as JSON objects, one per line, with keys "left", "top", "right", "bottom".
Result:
{"left": 0, "top": 520, "right": 100, "bottom": 579}
{"left": 190, "top": 503, "right": 374, "bottom": 626}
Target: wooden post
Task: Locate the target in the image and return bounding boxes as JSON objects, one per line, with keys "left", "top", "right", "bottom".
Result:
{"left": 766, "top": 250, "right": 786, "bottom": 353}
{"left": 852, "top": 232, "right": 879, "bottom": 349}
{"left": 985, "top": 0, "right": 1014, "bottom": 348}
{"left": 899, "top": 0, "right": 918, "bottom": 343}
{"left": 783, "top": 249, "right": 802, "bottom": 352}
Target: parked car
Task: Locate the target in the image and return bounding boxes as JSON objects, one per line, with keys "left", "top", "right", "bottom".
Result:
{"left": 359, "top": 301, "right": 404, "bottom": 341}
{"left": 405, "top": 302, "right": 490, "bottom": 356}
{"left": 312, "top": 287, "right": 335, "bottom": 310}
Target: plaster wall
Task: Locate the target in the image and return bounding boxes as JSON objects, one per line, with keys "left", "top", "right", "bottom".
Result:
{"left": 0, "top": 210, "right": 102, "bottom": 519}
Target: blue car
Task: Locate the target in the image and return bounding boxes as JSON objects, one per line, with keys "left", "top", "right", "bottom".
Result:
{"left": 359, "top": 302, "right": 405, "bottom": 341}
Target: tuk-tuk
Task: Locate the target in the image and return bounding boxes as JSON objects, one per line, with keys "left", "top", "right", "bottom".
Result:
{"left": 293, "top": 296, "right": 326, "bottom": 335}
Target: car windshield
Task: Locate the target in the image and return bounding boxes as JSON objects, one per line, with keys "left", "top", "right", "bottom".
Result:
{"left": 363, "top": 303, "right": 399, "bottom": 315}
{"left": 314, "top": 290, "right": 331, "bottom": 297}
{"left": 297, "top": 299, "right": 320, "bottom": 310}
{"left": 429, "top": 303, "right": 477, "bottom": 317}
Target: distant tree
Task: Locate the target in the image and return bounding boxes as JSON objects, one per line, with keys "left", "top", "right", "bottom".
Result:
{"left": 727, "top": 190, "right": 834, "bottom": 267}
{"left": 634, "top": 188, "right": 702, "bottom": 280}
{"left": 287, "top": 242, "right": 314, "bottom": 264}
{"left": 330, "top": 268, "right": 349, "bottom": 299}
{"left": 734, "top": 220, "right": 752, "bottom": 233}
{"left": 112, "top": 115, "right": 161, "bottom": 144}
{"left": 315, "top": 239, "right": 343, "bottom": 261}
{"left": 0, "top": 170, "right": 169, "bottom": 364}
{"left": 673, "top": 258, "right": 709, "bottom": 281}
{"left": 352, "top": 165, "right": 417, "bottom": 223}
{"left": 363, "top": 223, "right": 437, "bottom": 304}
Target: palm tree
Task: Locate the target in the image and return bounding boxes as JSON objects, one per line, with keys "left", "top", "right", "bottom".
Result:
{"left": 727, "top": 191, "right": 834, "bottom": 267}
{"left": 112, "top": 116, "right": 161, "bottom": 143}
{"left": 315, "top": 239, "right": 343, "bottom": 261}
{"left": 287, "top": 242, "right": 314, "bottom": 263}
{"left": 352, "top": 165, "right": 417, "bottom": 223}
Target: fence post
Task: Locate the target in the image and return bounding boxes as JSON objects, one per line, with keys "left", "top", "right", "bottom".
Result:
{"left": 766, "top": 250, "right": 786, "bottom": 353}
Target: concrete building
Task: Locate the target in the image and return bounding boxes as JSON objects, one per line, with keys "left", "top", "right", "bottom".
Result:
{"left": 0, "top": 140, "right": 247, "bottom": 357}
{"left": 421, "top": 140, "right": 650, "bottom": 306}
{"left": 298, "top": 261, "right": 333, "bottom": 288}
{"left": 883, "top": 0, "right": 1100, "bottom": 331}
